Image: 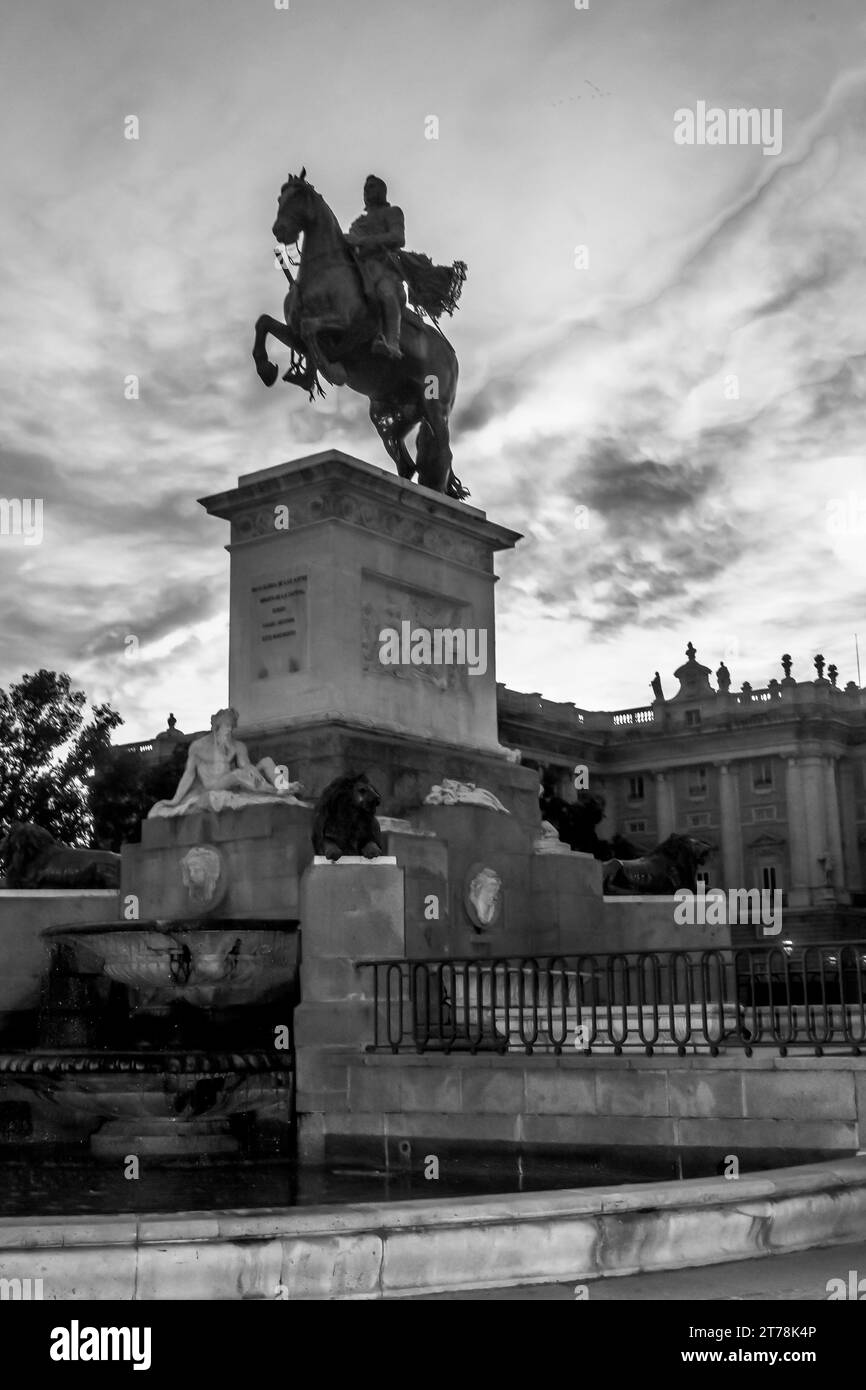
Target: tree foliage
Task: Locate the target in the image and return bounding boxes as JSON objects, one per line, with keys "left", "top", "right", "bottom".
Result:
{"left": 89, "top": 741, "right": 188, "bottom": 851}
{"left": 0, "top": 670, "right": 123, "bottom": 847}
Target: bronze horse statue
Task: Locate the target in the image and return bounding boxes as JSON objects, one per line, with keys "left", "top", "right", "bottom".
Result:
{"left": 253, "top": 170, "right": 468, "bottom": 499}
{"left": 602, "top": 833, "right": 712, "bottom": 896}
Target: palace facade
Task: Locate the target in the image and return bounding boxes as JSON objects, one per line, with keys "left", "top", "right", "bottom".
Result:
{"left": 498, "top": 645, "right": 866, "bottom": 910}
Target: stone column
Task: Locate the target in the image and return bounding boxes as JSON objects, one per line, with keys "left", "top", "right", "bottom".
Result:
{"left": 717, "top": 763, "right": 743, "bottom": 891}
{"left": 823, "top": 757, "right": 848, "bottom": 900}
{"left": 838, "top": 761, "right": 864, "bottom": 893}
{"left": 801, "top": 755, "right": 832, "bottom": 903}
{"left": 654, "top": 772, "right": 676, "bottom": 838}
{"left": 785, "top": 757, "right": 812, "bottom": 907}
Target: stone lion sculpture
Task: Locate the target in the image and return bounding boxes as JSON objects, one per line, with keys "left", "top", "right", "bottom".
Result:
{"left": 0, "top": 822, "right": 121, "bottom": 889}
{"left": 311, "top": 773, "right": 385, "bottom": 861}
{"left": 602, "top": 833, "right": 712, "bottom": 896}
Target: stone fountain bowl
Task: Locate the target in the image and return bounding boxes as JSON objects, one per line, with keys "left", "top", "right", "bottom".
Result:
{"left": 43, "top": 919, "right": 299, "bottom": 1009}
{"left": 0, "top": 1050, "right": 293, "bottom": 1157}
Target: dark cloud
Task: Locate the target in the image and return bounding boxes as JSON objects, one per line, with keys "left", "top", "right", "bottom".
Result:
{"left": 453, "top": 374, "right": 526, "bottom": 435}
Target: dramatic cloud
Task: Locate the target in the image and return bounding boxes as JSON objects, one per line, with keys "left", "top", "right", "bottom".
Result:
{"left": 1, "top": 0, "right": 864, "bottom": 733}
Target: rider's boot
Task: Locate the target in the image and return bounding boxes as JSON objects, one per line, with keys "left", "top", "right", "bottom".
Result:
{"left": 372, "top": 294, "right": 403, "bottom": 360}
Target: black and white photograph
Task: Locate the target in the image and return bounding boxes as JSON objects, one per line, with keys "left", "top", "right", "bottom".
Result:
{"left": 1, "top": 0, "right": 865, "bottom": 1351}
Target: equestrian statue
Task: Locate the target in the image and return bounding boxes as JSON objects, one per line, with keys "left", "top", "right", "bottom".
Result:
{"left": 252, "top": 170, "right": 469, "bottom": 499}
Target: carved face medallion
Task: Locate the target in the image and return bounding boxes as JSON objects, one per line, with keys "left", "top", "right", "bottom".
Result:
{"left": 180, "top": 846, "right": 224, "bottom": 910}
{"left": 464, "top": 864, "right": 503, "bottom": 932}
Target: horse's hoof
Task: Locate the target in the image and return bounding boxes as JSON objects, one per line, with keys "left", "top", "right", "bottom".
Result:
{"left": 258, "top": 362, "right": 278, "bottom": 388}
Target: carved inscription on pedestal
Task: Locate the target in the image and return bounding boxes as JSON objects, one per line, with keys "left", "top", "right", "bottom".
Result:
{"left": 251, "top": 573, "right": 308, "bottom": 679}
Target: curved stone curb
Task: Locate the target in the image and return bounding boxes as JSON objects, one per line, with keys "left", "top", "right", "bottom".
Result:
{"left": 1, "top": 1158, "right": 865, "bottom": 1299}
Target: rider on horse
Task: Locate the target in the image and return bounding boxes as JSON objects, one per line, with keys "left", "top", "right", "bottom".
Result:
{"left": 345, "top": 173, "right": 468, "bottom": 356}
{"left": 255, "top": 168, "right": 470, "bottom": 498}
{"left": 345, "top": 175, "right": 406, "bottom": 361}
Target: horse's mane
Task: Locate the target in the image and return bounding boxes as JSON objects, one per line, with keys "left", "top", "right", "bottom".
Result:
{"left": 281, "top": 176, "right": 347, "bottom": 246}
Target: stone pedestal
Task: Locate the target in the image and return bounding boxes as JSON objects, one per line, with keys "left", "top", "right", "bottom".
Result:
{"left": 199, "top": 450, "right": 521, "bottom": 755}
{"left": 250, "top": 720, "right": 542, "bottom": 828}
{"left": 381, "top": 824, "right": 450, "bottom": 958}
{"left": 121, "top": 803, "right": 313, "bottom": 921}
{"left": 403, "top": 804, "right": 604, "bottom": 958}
{"left": 293, "top": 860, "right": 405, "bottom": 1162}
{"left": 529, "top": 849, "right": 604, "bottom": 955}
{"left": 412, "top": 803, "right": 530, "bottom": 956}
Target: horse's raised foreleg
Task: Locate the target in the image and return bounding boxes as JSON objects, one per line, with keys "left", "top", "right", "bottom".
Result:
{"left": 253, "top": 314, "right": 296, "bottom": 387}
{"left": 301, "top": 311, "right": 355, "bottom": 386}
{"left": 299, "top": 315, "right": 349, "bottom": 387}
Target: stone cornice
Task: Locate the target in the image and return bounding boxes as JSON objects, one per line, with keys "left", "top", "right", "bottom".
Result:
{"left": 199, "top": 450, "right": 521, "bottom": 574}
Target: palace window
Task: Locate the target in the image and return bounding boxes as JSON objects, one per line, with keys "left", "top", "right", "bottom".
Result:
{"left": 626, "top": 820, "right": 647, "bottom": 834}
{"left": 752, "top": 760, "right": 774, "bottom": 791}
{"left": 627, "top": 775, "right": 645, "bottom": 801}
{"left": 696, "top": 870, "right": 710, "bottom": 888}
{"left": 761, "top": 864, "right": 778, "bottom": 894}
{"left": 751, "top": 805, "right": 778, "bottom": 822}
{"left": 688, "top": 766, "right": 708, "bottom": 798}
{"left": 687, "top": 811, "right": 711, "bottom": 828}
{"left": 685, "top": 709, "right": 702, "bottom": 727}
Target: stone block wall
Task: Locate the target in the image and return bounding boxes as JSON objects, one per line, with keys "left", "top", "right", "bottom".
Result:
{"left": 298, "top": 1049, "right": 866, "bottom": 1178}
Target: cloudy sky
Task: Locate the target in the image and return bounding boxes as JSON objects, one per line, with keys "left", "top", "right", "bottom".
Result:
{"left": 1, "top": 0, "right": 864, "bottom": 739}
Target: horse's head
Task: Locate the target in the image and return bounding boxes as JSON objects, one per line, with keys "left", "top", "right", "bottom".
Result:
{"left": 273, "top": 167, "right": 313, "bottom": 245}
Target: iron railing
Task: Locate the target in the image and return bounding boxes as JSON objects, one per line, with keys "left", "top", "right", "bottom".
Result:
{"left": 361, "top": 943, "right": 866, "bottom": 1057}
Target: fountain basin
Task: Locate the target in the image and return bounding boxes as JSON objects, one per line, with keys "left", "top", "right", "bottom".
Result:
{"left": 1, "top": 1157, "right": 865, "bottom": 1297}
{"left": 44, "top": 920, "right": 299, "bottom": 1009}
{"left": 0, "top": 1050, "right": 293, "bottom": 1157}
